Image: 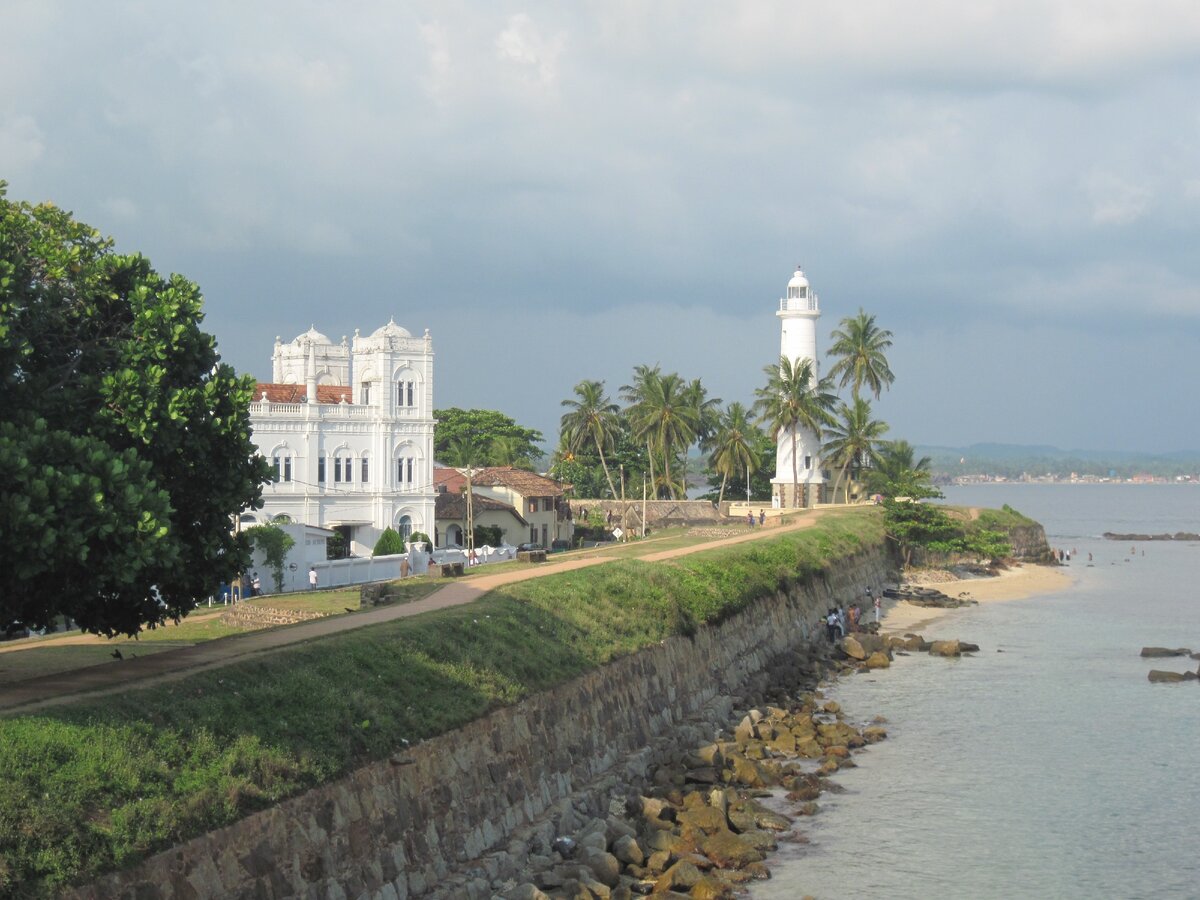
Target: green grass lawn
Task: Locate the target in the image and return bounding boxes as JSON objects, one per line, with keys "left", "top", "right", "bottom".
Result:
{"left": 0, "top": 508, "right": 885, "bottom": 895}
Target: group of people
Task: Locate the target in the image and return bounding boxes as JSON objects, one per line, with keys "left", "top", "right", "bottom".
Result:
{"left": 746, "top": 509, "right": 767, "bottom": 527}
{"left": 824, "top": 589, "right": 883, "bottom": 642}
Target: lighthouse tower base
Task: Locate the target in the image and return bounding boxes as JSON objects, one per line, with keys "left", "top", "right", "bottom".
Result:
{"left": 770, "top": 478, "right": 824, "bottom": 510}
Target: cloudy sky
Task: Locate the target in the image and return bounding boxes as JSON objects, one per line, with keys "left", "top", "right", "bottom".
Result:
{"left": 4, "top": 1, "right": 1199, "bottom": 453}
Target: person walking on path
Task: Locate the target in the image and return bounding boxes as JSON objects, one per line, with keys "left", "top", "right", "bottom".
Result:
{"left": 308, "top": 566, "right": 318, "bottom": 590}
{"left": 251, "top": 573, "right": 261, "bottom": 597}
{"left": 747, "top": 511, "right": 755, "bottom": 528}
{"left": 758, "top": 509, "right": 766, "bottom": 526}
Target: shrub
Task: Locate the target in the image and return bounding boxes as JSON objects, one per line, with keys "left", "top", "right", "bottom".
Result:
{"left": 372, "top": 528, "right": 405, "bottom": 557}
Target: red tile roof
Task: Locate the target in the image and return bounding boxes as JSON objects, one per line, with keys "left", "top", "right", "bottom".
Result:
{"left": 435, "top": 491, "right": 527, "bottom": 524}
{"left": 253, "top": 383, "right": 353, "bottom": 404}
{"left": 433, "top": 467, "right": 468, "bottom": 494}
{"left": 471, "top": 466, "right": 564, "bottom": 497}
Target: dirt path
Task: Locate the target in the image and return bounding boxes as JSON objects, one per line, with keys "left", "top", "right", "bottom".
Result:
{"left": 0, "top": 511, "right": 829, "bottom": 714}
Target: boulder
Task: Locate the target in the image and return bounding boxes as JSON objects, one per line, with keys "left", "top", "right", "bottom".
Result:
{"left": 700, "top": 831, "right": 764, "bottom": 869}
{"left": 688, "top": 876, "right": 732, "bottom": 900}
{"left": 733, "top": 716, "right": 756, "bottom": 744}
{"left": 728, "top": 755, "right": 765, "bottom": 787}
{"left": 840, "top": 635, "right": 867, "bottom": 660}
{"left": 929, "top": 640, "right": 962, "bottom": 657}
{"left": 613, "top": 834, "right": 645, "bottom": 866}
{"left": 1141, "top": 647, "right": 1192, "bottom": 658}
{"left": 504, "top": 885, "right": 551, "bottom": 900}
{"left": 677, "top": 806, "right": 728, "bottom": 839}
{"left": 861, "top": 725, "right": 888, "bottom": 743}
{"left": 580, "top": 847, "right": 622, "bottom": 887}
{"left": 865, "top": 651, "right": 891, "bottom": 669}
{"left": 855, "top": 633, "right": 887, "bottom": 654}
{"left": 1147, "top": 669, "right": 1197, "bottom": 683}
{"left": 657, "top": 859, "right": 703, "bottom": 892}
{"left": 959, "top": 641, "right": 980, "bottom": 653}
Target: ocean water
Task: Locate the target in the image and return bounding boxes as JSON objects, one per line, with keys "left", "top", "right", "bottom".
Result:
{"left": 754, "top": 484, "right": 1200, "bottom": 900}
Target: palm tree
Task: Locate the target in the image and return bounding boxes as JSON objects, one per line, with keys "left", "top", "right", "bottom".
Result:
{"left": 823, "top": 396, "right": 889, "bottom": 503}
{"left": 560, "top": 379, "right": 621, "bottom": 501}
{"left": 753, "top": 356, "right": 837, "bottom": 508}
{"left": 682, "top": 378, "right": 721, "bottom": 497}
{"left": 628, "top": 371, "right": 699, "bottom": 500}
{"left": 867, "top": 439, "right": 936, "bottom": 498}
{"left": 827, "top": 309, "right": 895, "bottom": 401}
{"left": 621, "top": 364, "right": 662, "bottom": 498}
{"left": 489, "top": 435, "right": 533, "bottom": 469}
{"left": 709, "top": 402, "right": 761, "bottom": 506}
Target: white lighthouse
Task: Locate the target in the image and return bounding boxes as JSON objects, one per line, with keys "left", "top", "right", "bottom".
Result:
{"left": 771, "top": 267, "right": 824, "bottom": 508}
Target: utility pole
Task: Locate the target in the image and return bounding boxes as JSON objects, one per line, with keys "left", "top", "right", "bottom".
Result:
{"left": 620, "top": 464, "right": 627, "bottom": 541}
{"left": 464, "top": 467, "right": 476, "bottom": 553}
{"left": 642, "top": 470, "right": 648, "bottom": 538}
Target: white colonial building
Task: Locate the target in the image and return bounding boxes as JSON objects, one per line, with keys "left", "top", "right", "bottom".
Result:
{"left": 243, "top": 322, "right": 436, "bottom": 557}
{"left": 772, "top": 267, "right": 825, "bottom": 508}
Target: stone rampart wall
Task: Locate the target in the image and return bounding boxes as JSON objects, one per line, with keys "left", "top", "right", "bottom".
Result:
{"left": 72, "top": 543, "right": 896, "bottom": 900}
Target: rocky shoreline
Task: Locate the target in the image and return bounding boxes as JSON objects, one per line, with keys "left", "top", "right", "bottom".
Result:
{"left": 488, "top": 625, "right": 980, "bottom": 900}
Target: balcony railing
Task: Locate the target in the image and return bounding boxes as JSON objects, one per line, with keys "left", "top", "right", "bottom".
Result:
{"left": 779, "top": 294, "right": 819, "bottom": 312}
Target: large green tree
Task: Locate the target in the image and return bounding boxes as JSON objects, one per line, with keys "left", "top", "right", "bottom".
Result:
{"left": 0, "top": 185, "right": 270, "bottom": 636}
{"left": 827, "top": 309, "right": 895, "bottom": 401}
{"left": 434, "top": 407, "right": 543, "bottom": 468}
{"left": 753, "top": 356, "right": 837, "bottom": 508}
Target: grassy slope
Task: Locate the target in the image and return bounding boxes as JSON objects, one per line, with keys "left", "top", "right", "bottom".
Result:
{"left": 0, "top": 510, "right": 884, "bottom": 895}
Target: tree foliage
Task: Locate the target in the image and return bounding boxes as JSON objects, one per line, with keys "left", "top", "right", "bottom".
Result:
{"left": 247, "top": 524, "right": 295, "bottom": 593}
{"left": 827, "top": 309, "right": 895, "bottom": 401}
{"left": 372, "top": 527, "right": 405, "bottom": 558}
{"left": 434, "top": 408, "right": 543, "bottom": 468}
{"left": 0, "top": 185, "right": 270, "bottom": 635}
{"left": 823, "top": 396, "right": 889, "bottom": 502}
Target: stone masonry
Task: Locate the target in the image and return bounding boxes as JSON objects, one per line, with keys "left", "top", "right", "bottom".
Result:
{"left": 70, "top": 543, "right": 896, "bottom": 900}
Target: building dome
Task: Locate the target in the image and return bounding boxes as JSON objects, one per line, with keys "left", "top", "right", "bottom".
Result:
{"left": 293, "top": 325, "right": 333, "bottom": 345}
{"left": 787, "top": 268, "right": 809, "bottom": 291}
{"left": 370, "top": 318, "right": 412, "bottom": 340}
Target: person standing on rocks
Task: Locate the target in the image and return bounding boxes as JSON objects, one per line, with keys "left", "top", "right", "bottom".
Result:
{"left": 873, "top": 591, "right": 882, "bottom": 624}
{"left": 826, "top": 609, "right": 839, "bottom": 642}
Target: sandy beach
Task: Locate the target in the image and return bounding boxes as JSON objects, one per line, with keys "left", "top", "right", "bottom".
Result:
{"left": 880, "top": 563, "right": 1074, "bottom": 634}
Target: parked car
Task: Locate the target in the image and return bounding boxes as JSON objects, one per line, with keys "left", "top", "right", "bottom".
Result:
{"left": 515, "top": 542, "right": 544, "bottom": 552}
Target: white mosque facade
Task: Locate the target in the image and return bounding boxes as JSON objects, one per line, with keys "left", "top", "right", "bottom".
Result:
{"left": 772, "top": 267, "right": 826, "bottom": 508}
{"left": 244, "top": 322, "right": 436, "bottom": 557}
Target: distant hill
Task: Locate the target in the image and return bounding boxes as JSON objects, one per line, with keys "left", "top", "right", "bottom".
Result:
{"left": 916, "top": 443, "right": 1200, "bottom": 479}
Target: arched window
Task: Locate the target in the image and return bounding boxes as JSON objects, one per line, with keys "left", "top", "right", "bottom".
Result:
{"left": 396, "top": 455, "right": 415, "bottom": 488}
{"left": 333, "top": 450, "right": 354, "bottom": 484}
{"left": 272, "top": 451, "right": 293, "bottom": 482}
{"left": 398, "top": 515, "right": 413, "bottom": 539}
